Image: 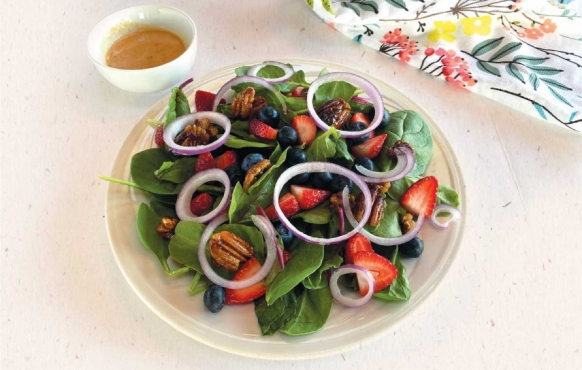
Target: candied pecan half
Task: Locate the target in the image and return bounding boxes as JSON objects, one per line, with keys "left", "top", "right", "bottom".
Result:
{"left": 250, "top": 96, "right": 268, "bottom": 117}
{"left": 209, "top": 231, "right": 254, "bottom": 271}
{"left": 330, "top": 191, "right": 355, "bottom": 213}
{"left": 387, "top": 140, "right": 414, "bottom": 158}
{"left": 315, "top": 98, "right": 351, "bottom": 129}
{"left": 370, "top": 198, "right": 385, "bottom": 227}
{"left": 231, "top": 87, "right": 255, "bottom": 119}
{"left": 351, "top": 193, "right": 366, "bottom": 222}
{"left": 243, "top": 159, "right": 273, "bottom": 191}
{"left": 173, "top": 118, "right": 218, "bottom": 146}
{"left": 156, "top": 217, "right": 179, "bottom": 240}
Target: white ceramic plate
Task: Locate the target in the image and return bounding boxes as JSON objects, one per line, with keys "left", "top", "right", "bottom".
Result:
{"left": 105, "top": 59, "right": 466, "bottom": 360}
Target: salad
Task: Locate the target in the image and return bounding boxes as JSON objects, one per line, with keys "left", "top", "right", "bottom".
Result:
{"left": 103, "top": 61, "right": 462, "bottom": 336}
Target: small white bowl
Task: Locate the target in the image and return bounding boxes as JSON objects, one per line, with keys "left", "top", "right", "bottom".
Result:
{"left": 87, "top": 5, "right": 197, "bottom": 93}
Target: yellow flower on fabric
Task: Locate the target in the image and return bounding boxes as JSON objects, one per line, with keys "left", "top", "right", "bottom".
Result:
{"left": 427, "top": 21, "right": 457, "bottom": 43}
{"left": 460, "top": 16, "right": 492, "bottom": 36}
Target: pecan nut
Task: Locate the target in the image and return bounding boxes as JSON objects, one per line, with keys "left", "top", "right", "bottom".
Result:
{"left": 209, "top": 231, "right": 254, "bottom": 271}
{"left": 173, "top": 118, "right": 218, "bottom": 147}
{"left": 387, "top": 140, "right": 414, "bottom": 158}
{"left": 243, "top": 159, "right": 273, "bottom": 191}
{"left": 351, "top": 193, "right": 366, "bottom": 222}
{"left": 401, "top": 213, "right": 415, "bottom": 233}
{"left": 250, "top": 96, "right": 268, "bottom": 117}
{"left": 330, "top": 191, "right": 355, "bottom": 213}
{"left": 156, "top": 217, "right": 179, "bottom": 240}
{"left": 231, "top": 87, "right": 255, "bottom": 119}
{"left": 370, "top": 198, "right": 385, "bottom": 227}
{"left": 315, "top": 98, "right": 351, "bottom": 129}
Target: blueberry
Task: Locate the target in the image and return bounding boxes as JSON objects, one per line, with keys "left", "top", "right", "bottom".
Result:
{"left": 224, "top": 165, "right": 244, "bottom": 184}
{"left": 353, "top": 156, "right": 374, "bottom": 175}
{"left": 257, "top": 106, "right": 280, "bottom": 128}
{"left": 368, "top": 107, "right": 390, "bottom": 130}
{"left": 203, "top": 284, "right": 225, "bottom": 313}
{"left": 311, "top": 172, "right": 333, "bottom": 189}
{"left": 399, "top": 237, "right": 424, "bottom": 258}
{"left": 286, "top": 148, "right": 307, "bottom": 167}
{"left": 290, "top": 172, "right": 311, "bottom": 185}
{"left": 275, "top": 223, "right": 294, "bottom": 248}
{"left": 345, "top": 122, "right": 371, "bottom": 146}
{"left": 241, "top": 153, "right": 264, "bottom": 172}
{"left": 330, "top": 174, "right": 353, "bottom": 193}
{"left": 277, "top": 126, "right": 298, "bottom": 148}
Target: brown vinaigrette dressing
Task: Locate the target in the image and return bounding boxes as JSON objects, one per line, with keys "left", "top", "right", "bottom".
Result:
{"left": 105, "top": 28, "right": 186, "bottom": 70}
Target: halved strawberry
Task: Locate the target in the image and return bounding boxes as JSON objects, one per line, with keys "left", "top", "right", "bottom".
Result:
{"left": 290, "top": 185, "right": 330, "bottom": 210}
{"left": 215, "top": 150, "right": 238, "bottom": 170}
{"left": 291, "top": 115, "right": 316, "bottom": 145}
{"left": 345, "top": 233, "right": 373, "bottom": 265}
{"left": 350, "top": 112, "right": 375, "bottom": 138}
{"left": 190, "top": 193, "right": 214, "bottom": 216}
{"left": 400, "top": 176, "right": 438, "bottom": 217}
{"left": 195, "top": 90, "right": 215, "bottom": 112}
{"left": 154, "top": 125, "right": 165, "bottom": 148}
{"left": 350, "top": 134, "right": 387, "bottom": 159}
{"left": 195, "top": 152, "right": 217, "bottom": 173}
{"left": 249, "top": 118, "right": 278, "bottom": 140}
{"left": 225, "top": 258, "right": 266, "bottom": 305}
{"left": 352, "top": 251, "right": 398, "bottom": 296}
{"left": 264, "top": 193, "right": 300, "bottom": 221}
{"left": 291, "top": 86, "right": 306, "bottom": 97}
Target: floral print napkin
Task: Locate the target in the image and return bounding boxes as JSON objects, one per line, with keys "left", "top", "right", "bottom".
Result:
{"left": 306, "top": 0, "right": 582, "bottom": 132}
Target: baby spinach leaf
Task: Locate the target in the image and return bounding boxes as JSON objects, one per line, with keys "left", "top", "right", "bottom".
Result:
{"left": 333, "top": 137, "right": 354, "bottom": 168}
{"left": 229, "top": 120, "right": 252, "bottom": 139}
{"left": 313, "top": 81, "right": 358, "bottom": 107}
{"left": 376, "top": 111, "right": 433, "bottom": 177}
{"left": 254, "top": 292, "right": 298, "bottom": 335}
{"left": 348, "top": 100, "right": 373, "bottom": 114}
{"left": 319, "top": 67, "right": 330, "bottom": 77}
{"left": 276, "top": 70, "right": 310, "bottom": 94}
{"left": 280, "top": 285, "right": 333, "bottom": 336}
{"left": 149, "top": 198, "right": 177, "bottom": 218}
{"left": 437, "top": 184, "right": 460, "bottom": 208}
{"left": 302, "top": 247, "right": 343, "bottom": 289}
{"left": 168, "top": 221, "right": 206, "bottom": 273}
{"left": 306, "top": 127, "right": 341, "bottom": 161}
{"left": 374, "top": 247, "right": 411, "bottom": 302}
{"left": 387, "top": 176, "right": 417, "bottom": 203}
{"left": 364, "top": 198, "right": 402, "bottom": 238}
{"left": 131, "top": 148, "right": 183, "bottom": 195}
{"left": 266, "top": 239, "right": 324, "bottom": 305}
{"left": 224, "top": 135, "right": 276, "bottom": 149}
{"left": 165, "top": 87, "right": 191, "bottom": 126}
{"left": 137, "top": 203, "right": 189, "bottom": 276}
{"left": 154, "top": 157, "right": 196, "bottom": 184}
{"left": 292, "top": 203, "right": 332, "bottom": 225}
{"left": 235, "top": 66, "right": 250, "bottom": 76}
{"left": 197, "top": 184, "right": 227, "bottom": 196}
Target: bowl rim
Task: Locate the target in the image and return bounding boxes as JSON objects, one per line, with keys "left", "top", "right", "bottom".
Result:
{"left": 86, "top": 4, "right": 197, "bottom": 73}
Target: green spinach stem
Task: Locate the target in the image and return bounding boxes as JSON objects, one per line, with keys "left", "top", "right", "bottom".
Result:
{"left": 99, "top": 175, "right": 144, "bottom": 190}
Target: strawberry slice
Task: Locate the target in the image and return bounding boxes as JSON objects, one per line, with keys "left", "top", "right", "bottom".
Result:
{"left": 350, "top": 134, "right": 387, "bottom": 159}
{"left": 291, "top": 86, "right": 306, "bottom": 97}
{"left": 291, "top": 115, "right": 316, "bottom": 145}
{"left": 154, "top": 125, "right": 165, "bottom": 148}
{"left": 190, "top": 193, "right": 214, "bottom": 216}
{"left": 352, "top": 251, "right": 398, "bottom": 296}
{"left": 215, "top": 150, "right": 238, "bottom": 170}
{"left": 290, "top": 185, "right": 331, "bottom": 210}
{"left": 400, "top": 176, "right": 438, "bottom": 217}
{"left": 264, "top": 193, "right": 300, "bottom": 221}
{"left": 351, "top": 112, "right": 375, "bottom": 138}
{"left": 225, "top": 258, "right": 267, "bottom": 305}
{"left": 194, "top": 90, "right": 226, "bottom": 112}
{"left": 249, "top": 118, "right": 278, "bottom": 140}
{"left": 283, "top": 250, "right": 291, "bottom": 262}
{"left": 195, "top": 152, "right": 217, "bottom": 173}
{"left": 345, "top": 233, "right": 373, "bottom": 265}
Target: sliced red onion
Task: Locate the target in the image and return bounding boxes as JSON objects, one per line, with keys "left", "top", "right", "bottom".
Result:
{"left": 330, "top": 265, "right": 375, "bottom": 307}
{"left": 247, "top": 61, "right": 294, "bottom": 84}
{"left": 274, "top": 162, "right": 372, "bottom": 245}
{"left": 198, "top": 213, "right": 277, "bottom": 289}
{"left": 306, "top": 72, "right": 383, "bottom": 139}
{"left": 357, "top": 145, "right": 415, "bottom": 183}
{"left": 176, "top": 169, "right": 231, "bottom": 224}
{"left": 257, "top": 206, "right": 285, "bottom": 270}
{"left": 211, "top": 76, "right": 288, "bottom": 114}
{"left": 431, "top": 204, "right": 462, "bottom": 229}
{"left": 343, "top": 188, "right": 424, "bottom": 246}
{"left": 179, "top": 77, "right": 194, "bottom": 90}
{"left": 350, "top": 96, "right": 371, "bottom": 105}
{"left": 163, "top": 112, "right": 231, "bottom": 156}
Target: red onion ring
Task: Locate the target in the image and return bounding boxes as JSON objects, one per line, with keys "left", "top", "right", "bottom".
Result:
{"left": 306, "top": 72, "right": 383, "bottom": 139}
{"left": 357, "top": 146, "right": 415, "bottom": 183}
{"left": 198, "top": 213, "right": 277, "bottom": 289}
{"left": 431, "top": 204, "right": 462, "bottom": 229}
{"left": 350, "top": 96, "right": 371, "bottom": 105}
{"left": 330, "top": 265, "right": 375, "bottom": 307}
{"left": 176, "top": 169, "right": 231, "bottom": 224}
{"left": 342, "top": 188, "right": 425, "bottom": 246}
{"left": 163, "top": 112, "right": 231, "bottom": 156}
{"left": 247, "top": 61, "right": 294, "bottom": 84}
{"left": 179, "top": 77, "right": 194, "bottom": 90}
{"left": 273, "top": 162, "right": 372, "bottom": 245}
{"left": 257, "top": 206, "right": 285, "bottom": 270}
{"left": 211, "top": 76, "right": 288, "bottom": 114}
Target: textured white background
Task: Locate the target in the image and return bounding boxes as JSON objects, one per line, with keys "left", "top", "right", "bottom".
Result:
{"left": 1, "top": 1, "right": 582, "bottom": 369}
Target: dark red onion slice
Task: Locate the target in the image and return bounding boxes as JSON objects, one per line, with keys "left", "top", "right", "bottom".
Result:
{"left": 431, "top": 204, "right": 462, "bottom": 229}
{"left": 357, "top": 146, "right": 415, "bottom": 183}
{"left": 273, "top": 162, "right": 372, "bottom": 245}
{"left": 306, "top": 72, "right": 383, "bottom": 138}
{"left": 198, "top": 214, "right": 277, "bottom": 289}
{"left": 342, "top": 188, "right": 425, "bottom": 246}
{"left": 350, "top": 96, "right": 371, "bottom": 105}
{"left": 247, "top": 61, "right": 294, "bottom": 84}
{"left": 257, "top": 206, "right": 285, "bottom": 270}
{"left": 211, "top": 76, "right": 288, "bottom": 114}
{"left": 176, "top": 169, "right": 231, "bottom": 224}
{"left": 330, "top": 264, "right": 375, "bottom": 307}
{"left": 179, "top": 77, "right": 194, "bottom": 90}
{"left": 163, "top": 112, "right": 231, "bottom": 156}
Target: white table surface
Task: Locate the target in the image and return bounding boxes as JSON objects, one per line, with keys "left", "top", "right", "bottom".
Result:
{"left": 2, "top": 1, "right": 582, "bottom": 369}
